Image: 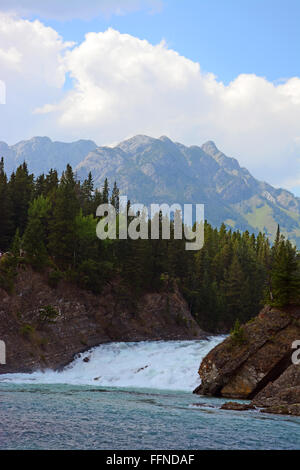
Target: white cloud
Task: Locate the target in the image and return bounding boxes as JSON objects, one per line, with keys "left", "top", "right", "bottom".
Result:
{"left": 0, "top": 0, "right": 162, "bottom": 20}
{"left": 0, "top": 14, "right": 299, "bottom": 194}
{"left": 0, "top": 13, "right": 71, "bottom": 141}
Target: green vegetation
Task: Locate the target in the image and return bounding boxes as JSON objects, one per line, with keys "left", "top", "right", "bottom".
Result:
{"left": 0, "top": 158, "right": 299, "bottom": 332}
{"left": 244, "top": 203, "right": 277, "bottom": 235}
{"left": 47, "top": 270, "right": 63, "bottom": 288}
{"left": 20, "top": 324, "right": 35, "bottom": 338}
{"left": 0, "top": 252, "right": 18, "bottom": 294}
{"left": 230, "top": 319, "right": 247, "bottom": 346}
{"left": 266, "top": 226, "right": 300, "bottom": 307}
{"left": 38, "top": 305, "right": 59, "bottom": 323}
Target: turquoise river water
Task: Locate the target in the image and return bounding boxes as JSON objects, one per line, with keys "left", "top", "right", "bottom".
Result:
{"left": 0, "top": 339, "right": 299, "bottom": 450}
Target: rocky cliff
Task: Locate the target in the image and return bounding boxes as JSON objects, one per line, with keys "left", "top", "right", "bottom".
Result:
{"left": 194, "top": 305, "right": 300, "bottom": 416}
{"left": 0, "top": 268, "right": 204, "bottom": 374}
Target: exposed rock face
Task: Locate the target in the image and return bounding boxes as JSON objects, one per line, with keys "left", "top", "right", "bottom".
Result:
{"left": 0, "top": 268, "right": 205, "bottom": 374}
{"left": 194, "top": 306, "right": 300, "bottom": 416}
{"left": 252, "top": 365, "right": 300, "bottom": 412}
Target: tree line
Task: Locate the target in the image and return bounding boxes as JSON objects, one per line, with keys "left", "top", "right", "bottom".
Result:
{"left": 0, "top": 159, "right": 299, "bottom": 332}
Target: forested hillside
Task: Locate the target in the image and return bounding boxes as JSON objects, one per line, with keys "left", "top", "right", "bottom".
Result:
{"left": 0, "top": 158, "right": 299, "bottom": 332}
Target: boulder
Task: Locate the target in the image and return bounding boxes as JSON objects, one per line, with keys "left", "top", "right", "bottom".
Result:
{"left": 221, "top": 402, "right": 255, "bottom": 411}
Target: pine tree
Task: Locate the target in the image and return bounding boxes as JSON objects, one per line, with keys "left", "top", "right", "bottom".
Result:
{"left": 44, "top": 169, "right": 59, "bottom": 198}
{"left": 223, "top": 253, "right": 247, "bottom": 325}
{"left": 92, "top": 188, "right": 103, "bottom": 215}
{"left": 9, "top": 162, "right": 33, "bottom": 235}
{"left": 81, "top": 172, "right": 94, "bottom": 215}
{"left": 0, "top": 158, "right": 13, "bottom": 250}
{"left": 102, "top": 178, "right": 109, "bottom": 204}
{"left": 48, "top": 165, "right": 80, "bottom": 268}
{"left": 110, "top": 181, "right": 120, "bottom": 213}
{"left": 270, "top": 239, "right": 300, "bottom": 306}
{"left": 34, "top": 174, "right": 46, "bottom": 198}
{"left": 11, "top": 228, "right": 22, "bottom": 258}
{"left": 23, "top": 196, "right": 51, "bottom": 270}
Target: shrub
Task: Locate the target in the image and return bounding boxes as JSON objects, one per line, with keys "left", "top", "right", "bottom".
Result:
{"left": 20, "top": 324, "right": 35, "bottom": 337}
{"left": 39, "top": 305, "right": 59, "bottom": 323}
{"left": 230, "top": 319, "right": 247, "bottom": 346}
{"left": 76, "top": 259, "right": 114, "bottom": 294}
{"left": 0, "top": 254, "right": 18, "bottom": 294}
{"left": 48, "top": 270, "right": 63, "bottom": 288}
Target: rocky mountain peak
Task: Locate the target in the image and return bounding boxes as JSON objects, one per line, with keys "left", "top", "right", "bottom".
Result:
{"left": 201, "top": 140, "right": 220, "bottom": 156}
{"left": 159, "top": 135, "right": 173, "bottom": 144}
{"left": 201, "top": 140, "right": 241, "bottom": 173}
{"left": 29, "top": 136, "right": 52, "bottom": 144}
{"left": 117, "top": 135, "right": 157, "bottom": 153}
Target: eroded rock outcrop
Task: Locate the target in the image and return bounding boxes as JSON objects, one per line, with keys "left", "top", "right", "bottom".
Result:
{"left": 194, "top": 306, "right": 300, "bottom": 416}
{"left": 0, "top": 267, "right": 205, "bottom": 374}
{"left": 252, "top": 364, "right": 300, "bottom": 415}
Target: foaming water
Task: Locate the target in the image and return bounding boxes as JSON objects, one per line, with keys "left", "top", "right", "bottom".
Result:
{"left": 0, "top": 337, "right": 224, "bottom": 391}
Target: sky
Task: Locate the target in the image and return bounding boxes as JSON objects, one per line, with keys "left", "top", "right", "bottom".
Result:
{"left": 0, "top": 0, "right": 300, "bottom": 195}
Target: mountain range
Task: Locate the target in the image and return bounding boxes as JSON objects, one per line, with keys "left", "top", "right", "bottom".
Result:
{"left": 1, "top": 134, "right": 300, "bottom": 245}
{"left": 0, "top": 136, "right": 97, "bottom": 176}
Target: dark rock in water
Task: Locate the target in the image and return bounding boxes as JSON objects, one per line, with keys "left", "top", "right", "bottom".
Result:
{"left": 194, "top": 305, "right": 300, "bottom": 416}
{"left": 192, "top": 402, "right": 216, "bottom": 409}
{"left": 135, "top": 365, "right": 149, "bottom": 373}
{"left": 83, "top": 357, "right": 90, "bottom": 363}
{"left": 221, "top": 402, "right": 255, "bottom": 411}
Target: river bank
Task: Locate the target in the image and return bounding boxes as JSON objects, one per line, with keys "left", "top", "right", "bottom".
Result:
{"left": 0, "top": 267, "right": 205, "bottom": 374}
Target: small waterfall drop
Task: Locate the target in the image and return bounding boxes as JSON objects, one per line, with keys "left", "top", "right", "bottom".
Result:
{"left": 0, "top": 337, "right": 224, "bottom": 391}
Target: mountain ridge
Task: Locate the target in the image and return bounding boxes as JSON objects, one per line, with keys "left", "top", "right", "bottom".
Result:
{"left": 0, "top": 136, "right": 97, "bottom": 176}
{"left": 1, "top": 134, "right": 299, "bottom": 245}
{"left": 76, "top": 135, "right": 300, "bottom": 245}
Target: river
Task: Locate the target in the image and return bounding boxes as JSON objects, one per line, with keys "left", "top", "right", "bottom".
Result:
{"left": 0, "top": 338, "right": 299, "bottom": 450}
